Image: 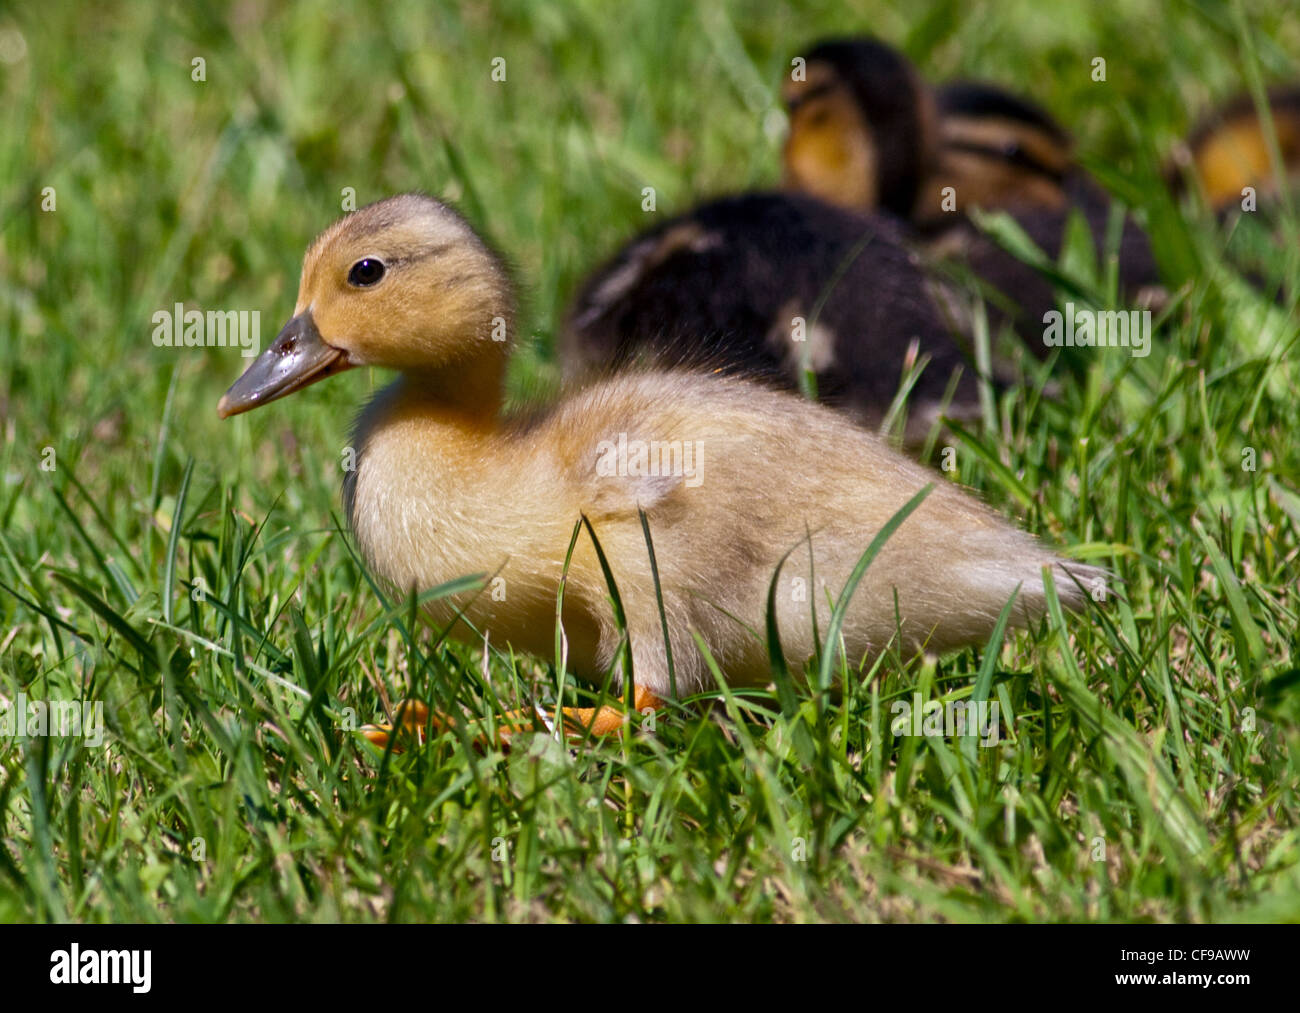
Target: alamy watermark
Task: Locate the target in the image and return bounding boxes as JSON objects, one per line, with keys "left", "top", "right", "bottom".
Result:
{"left": 152, "top": 303, "right": 260, "bottom": 357}
{"left": 595, "top": 433, "right": 705, "bottom": 488}
{"left": 1043, "top": 302, "right": 1151, "bottom": 358}
{"left": 50, "top": 944, "right": 150, "bottom": 993}
{"left": 1, "top": 693, "right": 104, "bottom": 747}
{"left": 890, "top": 692, "right": 1001, "bottom": 746}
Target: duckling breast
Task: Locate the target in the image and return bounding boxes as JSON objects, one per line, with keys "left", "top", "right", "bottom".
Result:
{"left": 343, "top": 379, "right": 610, "bottom": 664}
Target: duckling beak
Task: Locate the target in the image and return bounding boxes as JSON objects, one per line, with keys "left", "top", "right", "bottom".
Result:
{"left": 217, "top": 311, "right": 354, "bottom": 418}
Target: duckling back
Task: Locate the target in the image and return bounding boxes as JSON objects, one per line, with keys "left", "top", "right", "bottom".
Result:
{"left": 917, "top": 81, "right": 1079, "bottom": 219}
{"left": 561, "top": 373, "right": 1094, "bottom": 688}
{"left": 561, "top": 192, "right": 983, "bottom": 443}
{"left": 921, "top": 201, "right": 1161, "bottom": 356}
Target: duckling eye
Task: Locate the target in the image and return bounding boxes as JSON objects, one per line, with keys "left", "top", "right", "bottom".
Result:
{"left": 348, "top": 258, "right": 386, "bottom": 287}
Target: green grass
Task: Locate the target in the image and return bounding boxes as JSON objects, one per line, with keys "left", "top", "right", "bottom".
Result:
{"left": 1, "top": 0, "right": 1299, "bottom": 922}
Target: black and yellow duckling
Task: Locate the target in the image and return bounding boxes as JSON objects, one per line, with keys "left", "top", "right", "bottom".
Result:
{"left": 917, "top": 77, "right": 1157, "bottom": 346}
{"left": 782, "top": 38, "right": 1078, "bottom": 221}
{"left": 781, "top": 37, "right": 1161, "bottom": 346}
{"left": 781, "top": 41, "right": 1144, "bottom": 224}
{"left": 922, "top": 81, "right": 1079, "bottom": 221}
{"left": 781, "top": 37, "right": 936, "bottom": 219}
{"left": 219, "top": 194, "right": 1096, "bottom": 747}
{"left": 561, "top": 191, "right": 983, "bottom": 444}
{"left": 1171, "top": 86, "right": 1300, "bottom": 212}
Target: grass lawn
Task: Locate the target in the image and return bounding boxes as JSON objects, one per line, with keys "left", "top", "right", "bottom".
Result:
{"left": 1, "top": 0, "right": 1298, "bottom": 922}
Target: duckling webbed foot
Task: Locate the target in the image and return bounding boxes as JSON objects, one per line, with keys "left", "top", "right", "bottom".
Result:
{"left": 359, "top": 698, "right": 442, "bottom": 751}
{"left": 495, "top": 684, "right": 665, "bottom": 747}
{"left": 359, "top": 687, "right": 665, "bottom": 753}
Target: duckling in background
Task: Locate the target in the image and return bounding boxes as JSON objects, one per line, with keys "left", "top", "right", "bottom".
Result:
{"left": 782, "top": 38, "right": 1074, "bottom": 221}
{"left": 917, "top": 78, "right": 1158, "bottom": 346}
{"left": 1166, "top": 88, "right": 1300, "bottom": 296}
{"left": 1171, "top": 87, "right": 1300, "bottom": 211}
{"left": 561, "top": 191, "right": 985, "bottom": 445}
{"left": 917, "top": 83, "right": 1160, "bottom": 350}
{"left": 564, "top": 39, "right": 1158, "bottom": 407}
{"left": 782, "top": 38, "right": 1161, "bottom": 346}
{"left": 219, "top": 195, "right": 1096, "bottom": 744}
{"left": 781, "top": 37, "right": 936, "bottom": 219}
{"left": 921, "top": 81, "right": 1078, "bottom": 221}
{"left": 560, "top": 44, "right": 1043, "bottom": 424}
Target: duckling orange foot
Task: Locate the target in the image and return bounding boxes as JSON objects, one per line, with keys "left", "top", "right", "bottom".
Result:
{"left": 359, "top": 698, "right": 442, "bottom": 752}
{"left": 359, "top": 687, "right": 665, "bottom": 753}
{"left": 495, "top": 685, "right": 665, "bottom": 747}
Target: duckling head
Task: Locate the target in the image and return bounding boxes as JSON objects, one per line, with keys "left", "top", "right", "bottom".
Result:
{"left": 782, "top": 37, "right": 936, "bottom": 217}
{"left": 927, "top": 81, "right": 1074, "bottom": 216}
{"left": 218, "top": 194, "right": 514, "bottom": 418}
{"left": 1176, "top": 87, "right": 1300, "bottom": 211}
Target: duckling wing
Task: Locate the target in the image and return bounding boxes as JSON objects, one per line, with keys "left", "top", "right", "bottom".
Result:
{"left": 540, "top": 374, "right": 703, "bottom": 520}
{"left": 519, "top": 371, "right": 1099, "bottom": 693}
{"left": 546, "top": 369, "right": 1096, "bottom": 610}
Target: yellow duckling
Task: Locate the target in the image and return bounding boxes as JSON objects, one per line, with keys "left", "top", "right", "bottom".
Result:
{"left": 219, "top": 195, "right": 1095, "bottom": 743}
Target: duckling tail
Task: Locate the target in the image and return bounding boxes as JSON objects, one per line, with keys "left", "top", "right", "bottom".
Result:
{"left": 1048, "top": 560, "right": 1110, "bottom": 612}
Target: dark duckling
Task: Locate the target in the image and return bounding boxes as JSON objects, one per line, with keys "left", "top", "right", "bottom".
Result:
{"left": 781, "top": 38, "right": 1162, "bottom": 349}
{"left": 561, "top": 191, "right": 985, "bottom": 445}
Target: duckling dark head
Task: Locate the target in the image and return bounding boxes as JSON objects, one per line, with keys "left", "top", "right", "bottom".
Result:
{"left": 782, "top": 37, "right": 936, "bottom": 218}
{"left": 921, "top": 81, "right": 1075, "bottom": 221}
